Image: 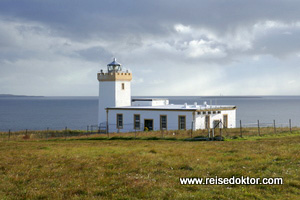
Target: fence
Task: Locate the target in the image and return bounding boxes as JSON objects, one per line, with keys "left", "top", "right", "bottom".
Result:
{"left": 0, "top": 119, "right": 299, "bottom": 141}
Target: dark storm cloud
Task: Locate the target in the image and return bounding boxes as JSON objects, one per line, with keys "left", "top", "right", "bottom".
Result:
{"left": 1, "top": 0, "right": 300, "bottom": 39}
{"left": 252, "top": 24, "right": 300, "bottom": 58}
{"left": 76, "top": 46, "right": 113, "bottom": 62}
{"left": 0, "top": 0, "right": 172, "bottom": 40}
{"left": 0, "top": 0, "right": 300, "bottom": 95}
{"left": 1, "top": 0, "right": 300, "bottom": 58}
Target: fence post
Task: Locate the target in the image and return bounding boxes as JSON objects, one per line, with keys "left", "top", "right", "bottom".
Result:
{"left": 257, "top": 120, "right": 261, "bottom": 136}
{"left": 87, "top": 125, "right": 89, "bottom": 136}
{"left": 8, "top": 129, "right": 11, "bottom": 141}
{"left": 273, "top": 120, "right": 276, "bottom": 134}
{"left": 289, "top": 119, "right": 292, "bottom": 133}
{"left": 240, "top": 120, "right": 242, "bottom": 137}
{"left": 191, "top": 121, "right": 193, "bottom": 138}
{"left": 107, "top": 124, "right": 109, "bottom": 138}
{"left": 219, "top": 121, "right": 222, "bottom": 138}
{"left": 65, "top": 126, "right": 67, "bottom": 140}
{"left": 46, "top": 127, "right": 49, "bottom": 140}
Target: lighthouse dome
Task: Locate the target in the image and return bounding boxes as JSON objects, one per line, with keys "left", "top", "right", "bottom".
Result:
{"left": 107, "top": 58, "right": 122, "bottom": 72}
{"left": 107, "top": 58, "right": 121, "bottom": 67}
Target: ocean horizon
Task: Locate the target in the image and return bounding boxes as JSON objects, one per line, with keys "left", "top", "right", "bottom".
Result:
{"left": 1, "top": 95, "right": 300, "bottom": 131}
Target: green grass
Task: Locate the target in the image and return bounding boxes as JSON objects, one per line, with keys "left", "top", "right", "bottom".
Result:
{"left": 1, "top": 126, "right": 300, "bottom": 142}
{"left": 1, "top": 126, "right": 300, "bottom": 141}
{"left": 0, "top": 133, "right": 299, "bottom": 199}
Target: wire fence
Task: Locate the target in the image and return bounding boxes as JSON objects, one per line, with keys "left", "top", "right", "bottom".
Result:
{"left": 0, "top": 119, "right": 299, "bottom": 141}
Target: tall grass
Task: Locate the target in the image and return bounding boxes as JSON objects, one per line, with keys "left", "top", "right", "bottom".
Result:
{"left": 0, "top": 133, "right": 299, "bottom": 199}
{"left": 1, "top": 127, "right": 300, "bottom": 141}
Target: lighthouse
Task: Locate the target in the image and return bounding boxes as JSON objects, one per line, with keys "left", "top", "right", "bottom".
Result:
{"left": 97, "top": 58, "right": 132, "bottom": 126}
{"left": 97, "top": 59, "right": 236, "bottom": 133}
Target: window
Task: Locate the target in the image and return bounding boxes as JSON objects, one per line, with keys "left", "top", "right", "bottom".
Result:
{"left": 208, "top": 111, "right": 211, "bottom": 114}
{"left": 205, "top": 115, "right": 210, "bottom": 129}
{"left": 122, "top": 83, "right": 125, "bottom": 90}
{"left": 213, "top": 111, "right": 216, "bottom": 114}
{"left": 197, "top": 112, "right": 201, "bottom": 115}
{"left": 134, "top": 114, "right": 140, "bottom": 130}
{"left": 213, "top": 120, "right": 220, "bottom": 129}
{"left": 223, "top": 114, "right": 228, "bottom": 129}
{"left": 178, "top": 116, "right": 186, "bottom": 130}
{"left": 160, "top": 115, "right": 167, "bottom": 130}
{"left": 117, "top": 114, "right": 123, "bottom": 129}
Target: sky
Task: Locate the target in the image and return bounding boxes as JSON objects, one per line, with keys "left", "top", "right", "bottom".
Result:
{"left": 0, "top": 0, "right": 300, "bottom": 96}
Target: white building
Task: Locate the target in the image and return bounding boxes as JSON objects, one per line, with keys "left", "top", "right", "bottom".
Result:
{"left": 98, "top": 59, "right": 236, "bottom": 133}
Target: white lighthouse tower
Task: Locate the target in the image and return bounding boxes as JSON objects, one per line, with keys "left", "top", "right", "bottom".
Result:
{"left": 97, "top": 58, "right": 132, "bottom": 127}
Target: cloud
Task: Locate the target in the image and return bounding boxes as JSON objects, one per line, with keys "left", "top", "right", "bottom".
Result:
{"left": 185, "top": 39, "right": 226, "bottom": 58}
{"left": 251, "top": 21, "right": 300, "bottom": 57}
{"left": 174, "top": 24, "right": 192, "bottom": 34}
{"left": 76, "top": 46, "right": 113, "bottom": 62}
{"left": 0, "top": 0, "right": 300, "bottom": 95}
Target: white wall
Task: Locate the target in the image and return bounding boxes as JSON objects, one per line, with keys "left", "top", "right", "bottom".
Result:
{"left": 115, "top": 81, "right": 131, "bottom": 107}
{"left": 105, "top": 108, "right": 236, "bottom": 133}
{"left": 132, "top": 99, "right": 169, "bottom": 106}
{"left": 98, "top": 82, "right": 115, "bottom": 125}
{"left": 225, "top": 109, "right": 236, "bottom": 128}
{"left": 98, "top": 80, "right": 131, "bottom": 125}
{"left": 131, "top": 101, "right": 152, "bottom": 106}
{"left": 195, "top": 109, "right": 236, "bottom": 129}
{"left": 151, "top": 99, "right": 169, "bottom": 106}
{"left": 107, "top": 109, "right": 194, "bottom": 133}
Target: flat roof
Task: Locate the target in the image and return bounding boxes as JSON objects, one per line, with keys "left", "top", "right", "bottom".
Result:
{"left": 132, "top": 98, "right": 168, "bottom": 102}
{"left": 107, "top": 104, "right": 236, "bottom": 111}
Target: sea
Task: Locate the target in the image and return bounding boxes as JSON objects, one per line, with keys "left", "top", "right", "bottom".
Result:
{"left": 0, "top": 96, "right": 300, "bottom": 131}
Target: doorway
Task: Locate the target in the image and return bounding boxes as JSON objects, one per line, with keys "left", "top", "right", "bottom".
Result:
{"left": 205, "top": 115, "right": 210, "bottom": 129}
{"left": 223, "top": 114, "right": 228, "bottom": 128}
{"left": 213, "top": 120, "right": 221, "bottom": 129}
{"left": 144, "top": 119, "right": 153, "bottom": 131}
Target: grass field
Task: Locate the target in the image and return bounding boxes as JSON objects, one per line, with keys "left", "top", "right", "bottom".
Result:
{"left": 0, "top": 132, "right": 299, "bottom": 199}
{"left": 1, "top": 126, "right": 299, "bottom": 141}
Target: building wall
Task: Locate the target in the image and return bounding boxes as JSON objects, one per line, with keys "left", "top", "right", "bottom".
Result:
{"left": 226, "top": 109, "right": 236, "bottom": 128}
{"left": 106, "top": 109, "right": 236, "bottom": 133}
{"left": 98, "top": 82, "right": 115, "bottom": 125}
{"left": 98, "top": 81, "right": 131, "bottom": 125}
{"left": 107, "top": 109, "right": 194, "bottom": 133}
{"left": 132, "top": 99, "right": 169, "bottom": 106}
{"left": 195, "top": 109, "right": 236, "bottom": 129}
{"left": 115, "top": 81, "right": 131, "bottom": 107}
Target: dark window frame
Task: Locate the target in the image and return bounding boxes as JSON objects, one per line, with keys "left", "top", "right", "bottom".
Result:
{"left": 160, "top": 115, "right": 167, "bottom": 130}
{"left": 116, "top": 114, "right": 123, "bottom": 129}
{"left": 178, "top": 115, "right": 186, "bottom": 130}
{"left": 134, "top": 114, "right": 140, "bottom": 130}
